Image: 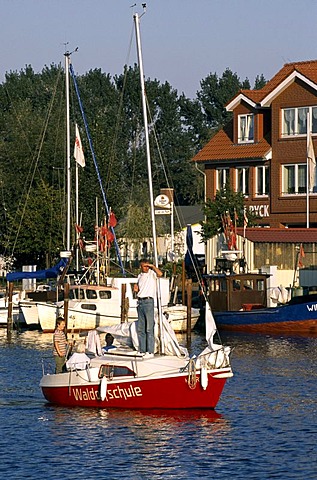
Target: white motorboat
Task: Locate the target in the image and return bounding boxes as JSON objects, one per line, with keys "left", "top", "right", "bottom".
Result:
{"left": 0, "top": 291, "right": 23, "bottom": 327}
{"left": 37, "top": 277, "right": 199, "bottom": 333}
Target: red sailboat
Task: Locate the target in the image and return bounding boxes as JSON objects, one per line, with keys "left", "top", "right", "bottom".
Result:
{"left": 40, "top": 8, "right": 233, "bottom": 409}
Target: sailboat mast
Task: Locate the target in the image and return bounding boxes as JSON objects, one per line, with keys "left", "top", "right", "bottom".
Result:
{"left": 65, "top": 52, "right": 71, "bottom": 253}
{"left": 134, "top": 11, "right": 165, "bottom": 354}
{"left": 133, "top": 13, "right": 158, "bottom": 268}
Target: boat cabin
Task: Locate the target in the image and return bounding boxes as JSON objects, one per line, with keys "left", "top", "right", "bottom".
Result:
{"left": 204, "top": 272, "right": 269, "bottom": 312}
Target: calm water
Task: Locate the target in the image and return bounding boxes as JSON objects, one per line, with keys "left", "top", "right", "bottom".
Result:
{"left": 0, "top": 328, "right": 316, "bottom": 480}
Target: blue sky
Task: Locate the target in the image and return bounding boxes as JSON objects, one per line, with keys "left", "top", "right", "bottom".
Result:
{"left": 1, "top": 0, "right": 317, "bottom": 98}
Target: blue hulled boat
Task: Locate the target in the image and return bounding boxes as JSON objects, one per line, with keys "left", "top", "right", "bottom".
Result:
{"left": 213, "top": 294, "right": 317, "bottom": 334}
{"left": 204, "top": 272, "right": 317, "bottom": 334}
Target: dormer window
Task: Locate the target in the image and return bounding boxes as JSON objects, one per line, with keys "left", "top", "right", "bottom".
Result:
{"left": 238, "top": 114, "right": 254, "bottom": 143}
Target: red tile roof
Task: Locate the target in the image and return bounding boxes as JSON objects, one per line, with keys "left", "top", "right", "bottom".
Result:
{"left": 192, "top": 122, "right": 271, "bottom": 162}
{"left": 237, "top": 227, "right": 317, "bottom": 243}
{"left": 230, "top": 60, "right": 317, "bottom": 106}
{"left": 193, "top": 60, "right": 317, "bottom": 163}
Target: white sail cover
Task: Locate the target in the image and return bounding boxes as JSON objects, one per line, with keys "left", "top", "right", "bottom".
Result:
{"left": 196, "top": 303, "right": 231, "bottom": 369}
{"left": 97, "top": 313, "right": 188, "bottom": 357}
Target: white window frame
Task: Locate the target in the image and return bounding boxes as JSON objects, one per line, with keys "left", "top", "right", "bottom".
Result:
{"left": 282, "top": 163, "right": 307, "bottom": 195}
{"left": 255, "top": 166, "right": 269, "bottom": 197}
{"left": 235, "top": 167, "right": 249, "bottom": 196}
{"left": 216, "top": 168, "right": 230, "bottom": 190}
{"left": 282, "top": 105, "right": 317, "bottom": 137}
{"left": 238, "top": 114, "right": 254, "bottom": 143}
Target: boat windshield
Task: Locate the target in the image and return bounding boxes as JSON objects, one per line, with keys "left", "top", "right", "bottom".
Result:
{"left": 99, "top": 364, "right": 135, "bottom": 379}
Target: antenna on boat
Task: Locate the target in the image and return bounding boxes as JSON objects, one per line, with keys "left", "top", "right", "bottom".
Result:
{"left": 140, "top": 3, "right": 147, "bottom": 17}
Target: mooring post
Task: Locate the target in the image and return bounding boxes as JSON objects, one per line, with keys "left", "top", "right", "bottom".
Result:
{"left": 63, "top": 282, "right": 70, "bottom": 333}
{"left": 121, "top": 283, "right": 128, "bottom": 323}
{"left": 6, "top": 281, "right": 14, "bottom": 340}
{"left": 186, "top": 278, "right": 192, "bottom": 344}
{"left": 182, "top": 260, "right": 186, "bottom": 306}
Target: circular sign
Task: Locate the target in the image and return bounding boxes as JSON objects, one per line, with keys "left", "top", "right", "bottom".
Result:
{"left": 154, "top": 194, "right": 170, "bottom": 208}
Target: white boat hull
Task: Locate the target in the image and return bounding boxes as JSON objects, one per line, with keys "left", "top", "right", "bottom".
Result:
{"left": 37, "top": 279, "right": 200, "bottom": 333}
{"left": 40, "top": 350, "right": 233, "bottom": 409}
{"left": 38, "top": 301, "right": 199, "bottom": 333}
{"left": 0, "top": 307, "right": 22, "bottom": 326}
{"left": 19, "top": 301, "right": 40, "bottom": 326}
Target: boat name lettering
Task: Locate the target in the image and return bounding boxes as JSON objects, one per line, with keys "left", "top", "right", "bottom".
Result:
{"left": 107, "top": 385, "right": 142, "bottom": 400}
{"left": 306, "top": 303, "right": 317, "bottom": 311}
{"left": 72, "top": 385, "right": 142, "bottom": 402}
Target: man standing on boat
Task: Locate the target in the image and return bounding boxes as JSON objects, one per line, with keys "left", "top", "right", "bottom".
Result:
{"left": 134, "top": 260, "right": 163, "bottom": 357}
{"left": 53, "top": 317, "right": 71, "bottom": 373}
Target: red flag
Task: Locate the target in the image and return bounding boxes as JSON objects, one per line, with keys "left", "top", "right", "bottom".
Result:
{"left": 106, "top": 230, "right": 115, "bottom": 244}
{"left": 243, "top": 209, "right": 249, "bottom": 237}
{"left": 100, "top": 226, "right": 108, "bottom": 237}
{"left": 298, "top": 244, "right": 305, "bottom": 268}
{"left": 75, "top": 224, "right": 83, "bottom": 234}
{"left": 109, "top": 212, "right": 117, "bottom": 228}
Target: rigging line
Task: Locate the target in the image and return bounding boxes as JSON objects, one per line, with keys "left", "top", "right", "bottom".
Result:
{"left": 2, "top": 100, "right": 44, "bottom": 246}
{"left": 128, "top": 135, "right": 139, "bottom": 205}
{"left": 3, "top": 70, "right": 63, "bottom": 232}
{"left": 145, "top": 100, "right": 205, "bottom": 289}
{"left": 4, "top": 69, "right": 63, "bottom": 204}
{"left": 4, "top": 70, "right": 63, "bottom": 257}
{"left": 145, "top": 95, "right": 198, "bottom": 233}
{"left": 69, "top": 63, "right": 125, "bottom": 276}
{"left": 105, "top": 22, "right": 135, "bottom": 195}
{"left": 144, "top": 95, "right": 176, "bottom": 193}
{"left": 51, "top": 85, "right": 67, "bottom": 248}
{"left": 6, "top": 75, "right": 61, "bottom": 257}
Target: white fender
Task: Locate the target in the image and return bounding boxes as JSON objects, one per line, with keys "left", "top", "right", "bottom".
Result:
{"left": 100, "top": 376, "right": 107, "bottom": 401}
{"left": 201, "top": 366, "right": 208, "bottom": 390}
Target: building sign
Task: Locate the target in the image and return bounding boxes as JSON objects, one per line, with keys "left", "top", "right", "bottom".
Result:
{"left": 248, "top": 204, "right": 269, "bottom": 218}
{"left": 154, "top": 194, "right": 170, "bottom": 208}
{"left": 155, "top": 209, "right": 172, "bottom": 215}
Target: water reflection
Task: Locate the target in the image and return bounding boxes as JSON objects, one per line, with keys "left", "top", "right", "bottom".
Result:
{"left": 0, "top": 329, "right": 83, "bottom": 350}
{"left": 45, "top": 404, "right": 228, "bottom": 429}
{"left": 1, "top": 328, "right": 317, "bottom": 478}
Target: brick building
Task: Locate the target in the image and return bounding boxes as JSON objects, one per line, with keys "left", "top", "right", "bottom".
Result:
{"left": 193, "top": 60, "right": 317, "bottom": 280}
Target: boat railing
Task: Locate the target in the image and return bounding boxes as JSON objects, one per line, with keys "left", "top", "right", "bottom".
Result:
{"left": 197, "top": 346, "right": 232, "bottom": 370}
{"left": 41, "top": 356, "right": 55, "bottom": 376}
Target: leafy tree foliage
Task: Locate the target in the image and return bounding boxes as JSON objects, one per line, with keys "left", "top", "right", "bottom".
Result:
{"left": 4, "top": 181, "right": 64, "bottom": 268}
{"left": 197, "top": 68, "right": 250, "bottom": 130}
{"left": 200, "top": 186, "right": 257, "bottom": 243}
{"left": 254, "top": 74, "right": 267, "bottom": 90}
{"left": 197, "top": 68, "right": 266, "bottom": 132}
{"left": 0, "top": 63, "right": 265, "bottom": 268}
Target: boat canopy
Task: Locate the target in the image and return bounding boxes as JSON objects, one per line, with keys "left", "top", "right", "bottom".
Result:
{"left": 96, "top": 303, "right": 223, "bottom": 359}
{"left": 6, "top": 258, "right": 68, "bottom": 282}
{"left": 97, "top": 313, "right": 189, "bottom": 358}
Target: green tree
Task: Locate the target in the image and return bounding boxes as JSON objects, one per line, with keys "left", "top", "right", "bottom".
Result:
{"left": 254, "top": 74, "right": 267, "bottom": 90}
{"left": 200, "top": 186, "right": 256, "bottom": 243}
{"left": 4, "top": 181, "right": 64, "bottom": 268}
{"left": 197, "top": 68, "right": 251, "bottom": 130}
{"left": 0, "top": 63, "right": 266, "bottom": 268}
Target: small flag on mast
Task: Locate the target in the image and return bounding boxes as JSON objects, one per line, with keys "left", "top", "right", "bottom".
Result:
{"left": 243, "top": 209, "right": 248, "bottom": 238}
{"left": 74, "top": 124, "right": 85, "bottom": 167}
{"left": 307, "top": 130, "right": 316, "bottom": 192}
